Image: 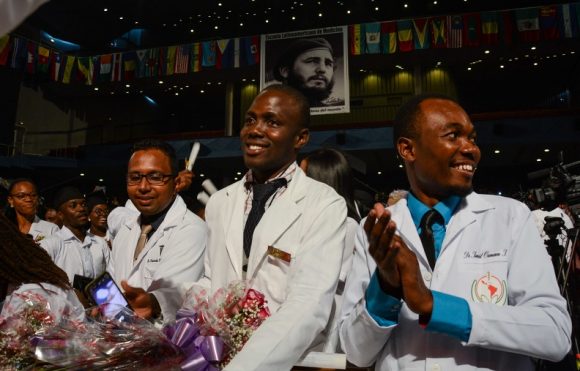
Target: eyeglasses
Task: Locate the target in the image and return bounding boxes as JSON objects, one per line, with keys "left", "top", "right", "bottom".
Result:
{"left": 126, "top": 172, "right": 175, "bottom": 185}
{"left": 10, "top": 192, "right": 38, "bottom": 200}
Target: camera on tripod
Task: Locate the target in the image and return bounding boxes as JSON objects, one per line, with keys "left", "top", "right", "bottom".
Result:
{"left": 543, "top": 216, "right": 566, "bottom": 260}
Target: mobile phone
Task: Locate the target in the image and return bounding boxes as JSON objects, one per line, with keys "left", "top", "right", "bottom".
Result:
{"left": 84, "top": 271, "right": 131, "bottom": 318}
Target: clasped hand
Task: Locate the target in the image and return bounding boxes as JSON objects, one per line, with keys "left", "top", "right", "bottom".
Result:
{"left": 364, "top": 203, "right": 433, "bottom": 316}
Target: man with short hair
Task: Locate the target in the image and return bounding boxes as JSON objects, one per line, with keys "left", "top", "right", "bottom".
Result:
{"left": 110, "top": 140, "right": 206, "bottom": 323}
{"left": 195, "top": 84, "right": 346, "bottom": 370}
{"left": 44, "top": 207, "right": 63, "bottom": 228}
{"left": 274, "top": 37, "right": 344, "bottom": 108}
{"left": 40, "top": 186, "right": 110, "bottom": 283}
{"left": 340, "top": 94, "right": 572, "bottom": 370}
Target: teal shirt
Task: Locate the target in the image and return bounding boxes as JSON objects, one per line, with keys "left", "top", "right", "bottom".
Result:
{"left": 365, "top": 193, "right": 472, "bottom": 341}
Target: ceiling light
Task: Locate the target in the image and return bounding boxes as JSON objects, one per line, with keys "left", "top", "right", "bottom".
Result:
{"left": 134, "top": 21, "right": 139, "bottom": 25}
{"left": 291, "top": 16, "right": 295, "bottom": 20}
{"left": 433, "top": 0, "right": 437, "bottom": 4}
{"left": 531, "top": 46, "right": 536, "bottom": 50}
{"left": 158, "top": 80, "right": 164, "bottom": 84}
{"left": 318, "top": 13, "right": 322, "bottom": 17}
{"left": 175, "top": 92, "right": 179, "bottom": 96}
{"left": 103, "top": 8, "right": 108, "bottom": 12}
{"left": 500, "top": 65, "right": 504, "bottom": 69}
{"left": 125, "top": 91, "right": 130, "bottom": 94}
{"left": 467, "top": 67, "right": 472, "bottom": 71}
{"left": 484, "top": 50, "right": 490, "bottom": 54}
{"left": 395, "top": 65, "right": 404, "bottom": 70}
{"left": 94, "top": 87, "right": 99, "bottom": 91}
{"left": 200, "top": 90, "right": 205, "bottom": 93}
{"left": 214, "top": 25, "right": 218, "bottom": 29}
{"left": 218, "top": 2, "right": 222, "bottom": 6}
{"left": 375, "top": 6, "right": 379, "bottom": 10}
{"left": 80, "top": 173, "right": 85, "bottom": 176}
{"left": 346, "top": 10, "right": 351, "bottom": 14}
{"left": 125, "top": 84, "right": 130, "bottom": 88}
{"left": 119, "top": 16, "right": 124, "bottom": 20}
{"left": 50, "top": 38, "right": 55, "bottom": 43}
{"left": 404, "top": 3, "right": 408, "bottom": 8}
{"left": 240, "top": 22, "right": 244, "bottom": 26}
{"left": 200, "top": 174, "right": 205, "bottom": 177}
{"left": 265, "top": 19, "right": 269, "bottom": 23}
{"left": 190, "top": 29, "right": 194, "bottom": 33}
{"left": 544, "top": 148, "right": 550, "bottom": 152}
{"left": 536, "top": 158, "right": 542, "bottom": 162}
{"left": 99, "top": 178, "right": 104, "bottom": 182}
{"left": 533, "top": 62, "right": 538, "bottom": 66}
{"left": 494, "top": 149, "right": 500, "bottom": 154}
{"left": 242, "top": 78, "right": 247, "bottom": 82}
{"left": 399, "top": 164, "right": 403, "bottom": 168}
{"left": 377, "top": 171, "right": 382, "bottom": 175}
{"left": 236, "top": 172, "right": 242, "bottom": 175}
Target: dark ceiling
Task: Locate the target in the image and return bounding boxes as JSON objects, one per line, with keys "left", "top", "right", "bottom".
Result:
{"left": 22, "top": 0, "right": 567, "bottom": 54}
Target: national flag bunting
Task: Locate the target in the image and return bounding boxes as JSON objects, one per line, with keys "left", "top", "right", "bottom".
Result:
{"left": 397, "top": 20, "right": 413, "bottom": 52}
{"left": 380, "top": 21, "right": 397, "bottom": 54}
{"left": 430, "top": 17, "right": 448, "bottom": 48}
{"left": 365, "top": 23, "right": 381, "bottom": 54}
{"left": 515, "top": 8, "right": 540, "bottom": 42}
{"left": 412, "top": 18, "right": 430, "bottom": 49}
{"left": 447, "top": 15, "right": 463, "bottom": 48}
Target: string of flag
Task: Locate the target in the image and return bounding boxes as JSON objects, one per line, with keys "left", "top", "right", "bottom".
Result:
{"left": 349, "top": 3, "right": 580, "bottom": 55}
{"left": 0, "top": 3, "right": 578, "bottom": 85}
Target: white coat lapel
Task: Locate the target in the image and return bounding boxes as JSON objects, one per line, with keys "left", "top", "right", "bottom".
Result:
{"left": 224, "top": 183, "right": 246, "bottom": 278}
{"left": 246, "top": 171, "right": 306, "bottom": 277}
{"left": 443, "top": 192, "right": 493, "bottom": 252}
{"left": 393, "top": 200, "right": 431, "bottom": 269}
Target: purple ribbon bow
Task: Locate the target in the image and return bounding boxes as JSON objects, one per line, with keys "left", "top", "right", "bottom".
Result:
{"left": 164, "top": 309, "right": 224, "bottom": 371}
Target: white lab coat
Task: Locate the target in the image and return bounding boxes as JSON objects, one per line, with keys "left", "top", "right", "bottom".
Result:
{"left": 40, "top": 226, "right": 110, "bottom": 283}
{"left": 340, "top": 192, "right": 571, "bottom": 371}
{"left": 109, "top": 195, "right": 206, "bottom": 323}
{"left": 198, "top": 167, "right": 346, "bottom": 371}
{"left": 28, "top": 216, "right": 59, "bottom": 242}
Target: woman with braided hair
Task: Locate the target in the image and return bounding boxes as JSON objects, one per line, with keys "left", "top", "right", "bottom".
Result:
{"left": 0, "top": 213, "right": 83, "bottom": 320}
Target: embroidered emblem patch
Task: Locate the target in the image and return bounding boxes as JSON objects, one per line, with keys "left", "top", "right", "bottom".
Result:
{"left": 471, "top": 272, "right": 507, "bottom": 305}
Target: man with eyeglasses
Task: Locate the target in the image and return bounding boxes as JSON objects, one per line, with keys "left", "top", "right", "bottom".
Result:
{"left": 108, "top": 139, "right": 207, "bottom": 323}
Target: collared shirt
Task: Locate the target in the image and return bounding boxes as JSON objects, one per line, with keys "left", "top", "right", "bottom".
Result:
{"left": 366, "top": 192, "right": 472, "bottom": 342}
{"left": 28, "top": 216, "right": 59, "bottom": 243}
{"left": 140, "top": 197, "right": 175, "bottom": 238}
{"left": 40, "top": 226, "right": 111, "bottom": 283}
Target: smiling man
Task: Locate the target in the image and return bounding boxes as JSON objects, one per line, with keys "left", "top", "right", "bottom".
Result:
{"left": 274, "top": 37, "right": 344, "bottom": 108}
{"left": 40, "top": 186, "right": 110, "bottom": 284}
{"left": 109, "top": 140, "right": 206, "bottom": 323}
{"left": 339, "top": 94, "right": 572, "bottom": 370}
{"left": 194, "top": 84, "right": 346, "bottom": 370}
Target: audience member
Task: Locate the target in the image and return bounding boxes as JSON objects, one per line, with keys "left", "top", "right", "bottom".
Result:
{"left": 86, "top": 191, "right": 111, "bottom": 247}
{"left": 6, "top": 178, "right": 59, "bottom": 242}
{"left": 300, "top": 147, "right": 360, "bottom": 352}
{"left": 109, "top": 140, "right": 206, "bottom": 323}
{"left": 0, "top": 213, "right": 83, "bottom": 321}
{"left": 339, "top": 93, "right": 571, "bottom": 370}
{"left": 44, "top": 206, "right": 63, "bottom": 228}
{"left": 195, "top": 84, "right": 347, "bottom": 370}
{"left": 39, "top": 186, "right": 110, "bottom": 283}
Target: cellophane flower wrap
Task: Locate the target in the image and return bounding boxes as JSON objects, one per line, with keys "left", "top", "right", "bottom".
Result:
{"left": 0, "top": 290, "right": 183, "bottom": 370}
{"left": 176, "top": 280, "right": 271, "bottom": 368}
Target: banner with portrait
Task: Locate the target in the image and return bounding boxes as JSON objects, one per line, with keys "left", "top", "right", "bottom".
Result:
{"left": 261, "top": 26, "right": 349, "bottom": 115}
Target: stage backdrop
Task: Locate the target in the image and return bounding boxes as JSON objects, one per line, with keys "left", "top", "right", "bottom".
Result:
{"left": 261, "top": 26, "right": 350, "bottom": 115}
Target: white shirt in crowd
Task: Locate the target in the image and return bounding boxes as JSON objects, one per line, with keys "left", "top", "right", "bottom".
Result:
{"left": 39, "top": 226, "right": 110, "bottom": 283}
{"left": 28, "top": 215, "right": 59, "bottom": 243}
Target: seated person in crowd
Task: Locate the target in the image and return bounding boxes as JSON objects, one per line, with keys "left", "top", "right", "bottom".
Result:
{"left": 109, "top": 140, "right": 206, "bottom": 323}
{"left": 0, "top": 213, "right": 83, "bottom": 322}
{"left": 339, "top": 94, "right": 571, "bottom": 370}
{"left": 44, "top": 206, "right": 63, "bottom": 228}
{"left": 39, "top": 186, "right": 110, "bottom": 284}
{"left": 191, "top": 84, "right": 346, "bottom": 370}
{"left": 6, "top": 178, "right": 59, "bottom": 242}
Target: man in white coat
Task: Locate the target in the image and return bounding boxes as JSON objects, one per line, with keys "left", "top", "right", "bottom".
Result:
{"left": 339, "top": 94, "right": 572, "bottom": 370}
{"left": 197, "top": 84, "right": 346, "bottom": 370}
{"left": 110, "top": 139, "right": 206, "bottom": 323}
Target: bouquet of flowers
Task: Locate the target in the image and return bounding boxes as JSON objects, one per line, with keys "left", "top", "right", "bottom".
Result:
{"left": 0, "top": 290, "right": 183, "bottom": 370}
{"left": 165, "top": 281, "right": 271, "bottom": 369}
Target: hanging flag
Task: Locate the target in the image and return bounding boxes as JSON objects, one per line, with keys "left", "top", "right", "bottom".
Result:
{"left": 202, "top": 41, "right": 216, "bottom": 67}
{"left": 380, "top": 21, "right": 397, "bottom": 54}
{"left": 99, "top": 54, "right": 112, "bottom": 81}
{"left": 430, "top": 16, "right": 448, "bottom": 48}
{"left": 540, "top": 6, "right": 560, "bottom": 40}
{"left": 412, "top": 18, "right": 430, "bottom": 49}
{"left": 135, "top": 49, "right": 148, "bottom": 78}
{"left": 77, "top": 56, "right": 93, "bottom": 85}
{"left": 146, "top": 48, "right": 159, "bottom": 77}
{"left": 216, "top": 39, "right": 234, "bottom": 69}
{"left": 49, "top": 52, "right": 61, "bottom": 81}
{"left": 158, "top": 47, "right": 166, "bottom": 76}
{"left": 240, "top": 36, "right": 259, "bottom": 66}
{"left": 397, "top": 20, "right": 413, "bottom": 52}
{"left": 499, "top": 10, "right": 516, "bottom": 46}
{"left": 37, "top": 46, "right": 51, "bottom": 75}
{"left": 92, "top": 55, "right": 100, "bottom": 78}
{"left": 515, "top": 8, "right": 540, "bottom": 43}
{"left": 560, "top": 3, "right": 580, "bottom": 38}
{"left": 123, "top": 51, "right": 137, "bottom": 80}
{"left": 349, "top": 24, "right": 363, "bottom": 55}
{"left": 365, "top": 23, "right": 381, "bottom": 54}
{"left": 25, "top": 42, "right": 37, "bottom": 74}
{"left": 462, "top": 13, "right": 481, "bottom": 47}
{"left": 61, "top": 55, "right": 76, "bottom": 84}
{"left": 0, "top": 35, "right": 10, "bottom": 66}
{"left": 10, "top": 37, "right": 27, "bottom": 69}
{"left": 447, "top": 15, "right": 463, "bottom": 48}
{"left": 481, "top": 11, "right": 500, "bottom": 45}
{"left": 174, "top": 45, "right": 189, "bottom": 74}
{"left": 190, "top": 43, "right": 201, "bottom": 72}
{"left": 165, "top": 46, "right": 177, "bottom": 76}
{"left": 111, "top": 53, "right": 123, "bottom": 81}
